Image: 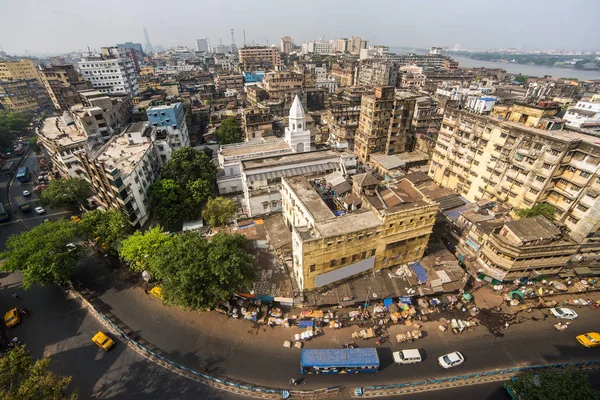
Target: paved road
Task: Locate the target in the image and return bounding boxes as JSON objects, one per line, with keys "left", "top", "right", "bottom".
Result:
{"left": 72, "top": 253, "right": 600, "bottom": 394}
{"left": 0, "top": 272, "right": 241, "bottom": 399}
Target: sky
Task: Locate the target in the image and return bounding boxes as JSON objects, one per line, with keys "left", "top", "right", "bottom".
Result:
{"left": 1, "top": 0, "right": 599, "bottom": 55}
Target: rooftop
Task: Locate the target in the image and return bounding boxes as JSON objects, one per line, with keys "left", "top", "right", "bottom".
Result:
{"left": 147, "top": 102, "right": 181, "bottom": 111}
{"left": 95, "top": 135, "right": 152, "bottom": 175}
{"left": 220, "top": 139, "right": 291, "bottom": 158}
{"left": 242, "top": 149, "right": 339, "bottom": 171}
{"left": 504, "top": 216, "right": 561, "bottom": 243}
{"left": 39, "top": 116, "right": 87, "bottom": 147}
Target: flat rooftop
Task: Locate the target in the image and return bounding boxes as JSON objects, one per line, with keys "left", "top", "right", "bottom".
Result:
{"left": 96, "top": 136, "right": 152, "bottom": 175}
{"left": 242, "top": 149, "right": 339, "bottom": 170}
{"left": 147, "top": 102, "right": 181, "bottom": 111}
{"left": 39, "top": 116, "right": 87, "bottom": 147}
{"left": 286, "top": 176, "right": 334, "bottom": 221}
{"left": 220, "top": 139, "right": 290, "bottom": 158}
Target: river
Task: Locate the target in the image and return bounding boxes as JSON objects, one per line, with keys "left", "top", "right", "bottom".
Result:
{"left": 451, "top": 55, "right": 600, "bottom": 81}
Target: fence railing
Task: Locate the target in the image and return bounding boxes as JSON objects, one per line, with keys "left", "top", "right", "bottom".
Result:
{"left": 68, "top": 285, "right": 340, "bottom": 399}
{"left": 355, "top": 360, "right": 600, "bottom": 397}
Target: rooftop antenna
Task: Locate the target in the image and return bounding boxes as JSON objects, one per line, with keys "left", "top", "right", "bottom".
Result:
{"left": 230, "top": 29, "right": 236, "bottom": 47}
{"left": 87, "top": 45, "right": 92, "bottom": 56}
{"left": 265, "top": 37, "right": 268, "bottom": 46}
{"left": 243, "top": 30, "right": 247, "bottom": 47}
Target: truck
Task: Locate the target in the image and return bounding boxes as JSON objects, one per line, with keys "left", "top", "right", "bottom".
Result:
{"left": 14, "top": 195, "right": 31, "bottom": 212}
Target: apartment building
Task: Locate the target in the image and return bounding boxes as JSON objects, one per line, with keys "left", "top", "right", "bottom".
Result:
{"left": 146, "top": 102, "right": 190, "bottom": 150}
{"left": 281, "top": 174, "right": 437, "bottom": 291}
{"left": 354, "top": 87, "right": 418, "bottom": 162}
{"left": 349, "top": 37, "right": 368, "bottom": 55}
{"left": 429, "top": 106, "right": 600, "bottom": 242}
{"left": 326, "top": 99, "right": 362, "bottom": 150}
{"left": 238, "top": 46, "right": 281, "bottom": 68}
{"left": 564, "top": 100, "right": 600, "bottom": 129}
{"left": 331, "top": 63, "right": 357, "bottom": 87}
{"left": 37, "top": 91, "right": 132, "bottom": 178}
{"left": 357, "top": 60, "right": 397, "bottom": 87}
{"left": 261, "top": 70, "right": 304, "bottom": 100}
{"left": 0, "top": 58, "right": 41, "bottom": 83}
{"left": 215, "top": 74, "right": 244, "bottom": 93}
{"left": 78, "top": 54, "right": 140, "bottom": 96}
{"left": 38, "top": 64, "right": 92, "bottom": 110}
{"left": 280, "top": 36, "right": 294, "bottom": 54}
{"left": 76, "top": 122, "right": 163, "bottom": 228}
{"left": 0, "top": 79, "right": 50, "bottom": 113}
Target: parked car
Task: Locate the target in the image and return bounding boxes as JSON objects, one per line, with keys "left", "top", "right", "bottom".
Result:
{"left": 550, "top": 307, "right": 578, "bottom": 320}
{"left": 4, "top": 308, "right": 21, "bottom": 328}
{"left": 576, "top": 332, "right": 600, "bottom": 348}
{"left": 22, "top": 190, "right": 30, "bottom": 197}
{"left": 92, "top": 332, "right": 115, "bottom": 351}
{"left": 34, "top": 207, "right": 45, "bottom": 214}
{"left": 438, "top": 351, "right": 464, "bottom": 369}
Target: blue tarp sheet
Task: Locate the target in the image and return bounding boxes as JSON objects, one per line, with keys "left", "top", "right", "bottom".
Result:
{"left": 409, "top": 262, "right": 428, "bottom": 283}
{"left": 383, "top": 298, "right": 393, "bottom": 308}
{"left": 399, "top": 296, "right": 412, "bottom": 304}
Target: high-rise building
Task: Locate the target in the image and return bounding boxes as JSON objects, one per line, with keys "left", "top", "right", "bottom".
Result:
{"left": 0, "top": 79, "right": 50, "bottom": 113}
{"left": 145, "top": 102, "right": 190, "bottom": 149}
{"left": 38, "top": 64, "right": 92, "bottom": 110}
{"left": 238, "top": 46, "right": 281, "bottom": 68}
{"left": 357, "top": 60, "right": 398, "bottom": 87}
{"left": 349, "top": 37, "right": 368, "bottom": 55}
{"left": 116, "top": 42, "right": 145, "bottom": 70}
{"left": 196, "top": 38, "right": 211, "bottom": 53}
{"left": 0, "top": 58, "right": 42, "bottom": 83}
{"left": 143, "top": 27, "right": 153, "bottom": 53}
{"left": 280, "top": 36, "right": 293, "bottom": 54}
{"left": 354, "top": 87, "right": 418, "bottom": 162}
{"left": 78, "top": 52, "right": 140, "bottom": 97}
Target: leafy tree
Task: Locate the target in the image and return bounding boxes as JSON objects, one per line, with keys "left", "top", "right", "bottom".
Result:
{"left": 0, "top": 219, "right": 80, "bottom": 288}
{"left": 215, "top": 117, "right": 243, "bottom": 145}
{"left": 514, "top": 75, "right": 529, "bottom": 85}
{"left": 39, "top": 178, "right": 91, "bottom": 211}
{"left": 506, "top": 369, "right": 600, "bottom": 400}
{"left": 0, "top": 345, "right": 78, "bottom": 400}
{"left": 148, "top": 232, "right": 255, "bottom": 309}
{"left": 0, "top": 111, "right": 29, "bottom": 150}
{"left": 160, "top": 147, "right": 216, "bottom": 186}
{"left": 28, "top": 136, "right": 41, "bottom": 155}
{"left": 119, "top": 226, "right": 174, "bottom": 275}
{"left": 79, "top": 209, "right": 132, "bottom": 252}
{"left": 148, "top": 179, "right": 185, "bottom": 224}
{"left": 184, "top": 179, "right": 213, "bottom": 213}
{"left": 202, "top": 197, "right": 237, "bottom": 227}
{"left": 516, "top": 203, "right": 556, "bottom": 220}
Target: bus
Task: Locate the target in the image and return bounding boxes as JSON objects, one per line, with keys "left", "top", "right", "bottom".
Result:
{"left": 300, "top": 348, "right": 380, "bottom": 375}
{"left": 14, "top": 195, "right": 31, "bottom": 212}
{"left": 16, "top": 166, "right": 29, "bottom": 183}
{"left": 0, "top": 203, "right": 8, "bottom": 222}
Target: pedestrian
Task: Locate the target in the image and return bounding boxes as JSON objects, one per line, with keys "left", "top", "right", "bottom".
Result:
{"left": 504, "top": 322, "right": 510, "bottom": 329}
{"left": 12, "top": 292, "right": 20, "bottom": 300}
{"left": 12, "top": 337, "right": 19, "bottom": 344}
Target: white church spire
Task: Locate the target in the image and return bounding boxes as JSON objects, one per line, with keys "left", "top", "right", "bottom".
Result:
{"left": 285, "top": 95, "right": 311, "bottom": 153}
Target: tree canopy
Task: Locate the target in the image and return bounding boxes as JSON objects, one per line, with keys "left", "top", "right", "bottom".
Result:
{"left": 148, "top": 179, "right": 185, "bottom": 224}
{"left": 516, "top": 203, "right": 556, "bottom": 221}
{"left": 0, "top": 219, "right": 81, "bottom": 288}
{"left": 131, "top": 231, "right": 255, "bottom": 309}
{"left": 119, "top": 226, "right": 174, "bottom": 275}
{"left": 505, "top": 369, "right": 600, "bottom": 400}
{"left": 0, "top": 111, "right": 29, "bottom": 151}
{"left": 514, "top": 75, "right": 529, "bottom": 85}
{"left": 160, "top": 147, "right": 216, "bottom": 186}
{"left": 79, "top": 208, "right": 132, "bottom": 252}
{"left": 0, "top": 345, "right": 77, "bottom": 400}
{"left": 39, "top": 178, "right": 91, "bottom": 211}
{"left": 202, "top": 197, "right": 237, "bottom": 227}
{"left": 215, "top": 117, "right": 243, "bottom": 145}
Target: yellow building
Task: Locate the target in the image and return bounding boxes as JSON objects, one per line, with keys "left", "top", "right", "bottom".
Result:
{"left": 281, "top": 174, "right": 438, "bottom": 291}
{"left": 0, "top": 80, "right": 48, "bottom": 113}
{"left": 490, "top": 102, "right": 560, "bottom": 128}
{"left": 429, "top": 107, "right": 600, "bottom": 242}
{"left": 0, "top": 59, "right": 41, "bottom": 83}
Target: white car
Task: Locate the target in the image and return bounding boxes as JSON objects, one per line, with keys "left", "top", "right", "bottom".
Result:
{"left": 438, "top": 351, "right": 464, "bottom": 369}
{"left": 550, "top": 307, "right": 578, "bottom": 320}
{"left": 22, "top": 190, "right": 31, "bottom": 197}
{"left": 34, "top": 207, "right": 45, "bottom": 214}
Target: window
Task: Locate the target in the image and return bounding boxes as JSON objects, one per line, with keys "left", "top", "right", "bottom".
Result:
{"left": 341, "top": 257, "right": 347, "bottom": 264}
{"left": 542, "top": 163, "right": 552, "bottom": 170}
{"left": 576, "top": 204, "right": 589, "bottom": 212}
{"left": 370, "top": 249, "right": 376, "bottom": 257}
{"left": 330, "top": 260, "right": 337, "bottom": 268}
{"left": 309, "top": 264, "right": 315, "bottom": 272}
{"left": 536, "top": 175, "right": 545, "bottom": 183}
{"left": 362, "top": 251, "right": 367, "bottom": 259}
{"left": 580, "top": 170, "right": 591, "bottom": 178}
{"left": 533, "top": 143, "right": 543, "bottom": 150}
{"left": 529, "top": 188, "right": 540, "bottom": 195}
{"left": 568, "top": 216, "right": 579, "bottom": 224}
{"left": 262, "top": 203, "right": 269, "bottom": 211}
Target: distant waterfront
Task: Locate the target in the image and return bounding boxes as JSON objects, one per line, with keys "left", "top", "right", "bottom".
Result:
{"left": 452, "top": 55, "right": 600, "bottom": 81}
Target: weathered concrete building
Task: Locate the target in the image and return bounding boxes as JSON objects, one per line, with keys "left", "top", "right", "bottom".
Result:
{"left": 357, "top": 60, "right": 397, "bottom": 87}
{"left": 282, "top": 173, "right": 438, "bottom": 291}
{"left": 354, "top": 87, "right": 418, "bottom": 162}
{"left": 331, "top": 63, "right": 357, "bottom": 87}
{"left": 38, "top": 64, "right": 92, "bottom": 110}
{"left": 429, "top": 106, "right": 600, "bottom": 243}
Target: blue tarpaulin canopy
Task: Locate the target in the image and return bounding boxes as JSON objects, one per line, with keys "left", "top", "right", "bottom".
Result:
{"left": 409, "top": 262, "right": 428, "bottom": 283}
{"left": 383, "top": 298, "right": 393, "bottom": 308}
{"left": 399, "top": 296, "right": 412, "bottom": 304}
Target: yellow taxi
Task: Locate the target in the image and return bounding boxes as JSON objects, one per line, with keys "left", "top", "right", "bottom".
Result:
{"left": 4, "top": 308, "right": 21, "bottom": 328}
{"left": 70, "top": 215, "right": 82, "bottom": 223}
{"left": 149, "top": 286, "right": 163, "bottom": 299}
{"left": 92, "top": 331, "right": 115, "bottom": 351}
{"left": 576, "top": 332, "right": 600, "bottom": 348}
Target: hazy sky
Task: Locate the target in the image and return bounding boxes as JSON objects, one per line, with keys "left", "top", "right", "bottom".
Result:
{"left": 1, "top": 0, "right": 599, "bottom": 55}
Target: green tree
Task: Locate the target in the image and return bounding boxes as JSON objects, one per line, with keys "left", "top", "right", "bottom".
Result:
{"left": 149, "top": 232, "right": 255, "bottom": 309}
{"left": 0, "top": 219, "right": 80, "bottom": 288}
{"left": 202, "top": 197, "right": 237, "bottom": 227}
{"left": 184, "top": 179, "right": 214, "bottom": 214}
{"left": 514, "top": 75, "right": 529, "bottom": 84}
{"left": 516, "top": 203, "right": 556, "bottom": 220}
{"left": 119, "top": 226, "right": 174, "bottom": 275}
{"left": 0, "top": 110, "right": 29, "bottom": 151}
{"left": 79, "top": 209, "right": 132, "bottom": 252}
{"left": 506, "top": 369, "right": 600, "bottom": 400}
{"left": 39, "top": 178, "right": 91, "bottom": 211}
{"left": 215, "top": 117, "right": 243, "bottom": 145}
{"left": 28, "top": 136, "right": 41, "bottom": 155}
{"left": 0, "top": 345, "right": 78, "bottom": 400}
{"left": 160, "top": 147, "right": 216, "bottom": 186}
{"left": 148, "top": 179, "right": 185, "bottom": 224}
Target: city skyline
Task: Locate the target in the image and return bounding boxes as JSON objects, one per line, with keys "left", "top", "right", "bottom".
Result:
{"left": 1, "top": 0, "right": 599, "bottom": 55}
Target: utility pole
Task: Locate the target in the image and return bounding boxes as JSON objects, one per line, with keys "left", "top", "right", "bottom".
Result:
{"left": 243, "top": 30, "right": 247, "bottom": 48}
